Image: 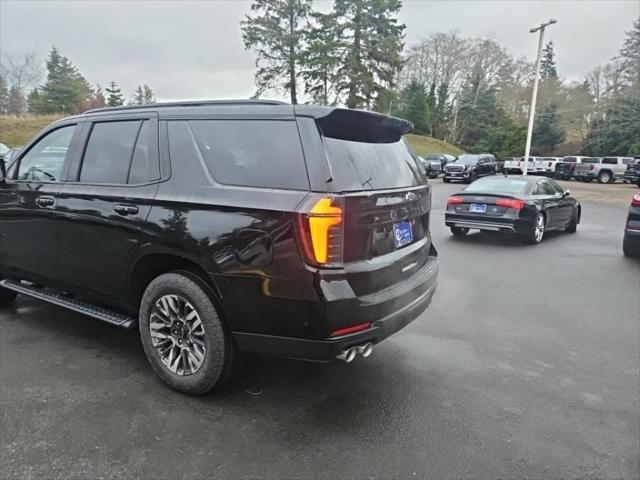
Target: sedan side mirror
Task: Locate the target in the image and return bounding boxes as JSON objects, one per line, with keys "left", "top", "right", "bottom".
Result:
{"left": 0, "top": 157, "right": 6, "bottom": 182}
{"left": 563, "top": 190, "right": 571, "bottom": 197}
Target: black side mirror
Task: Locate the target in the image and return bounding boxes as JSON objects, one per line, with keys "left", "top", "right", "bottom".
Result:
{"left": 563, "top": 190, "right": 571, "bottom": 197}
{"left": 0, "top": 157, "right": 6, "bottom": 182}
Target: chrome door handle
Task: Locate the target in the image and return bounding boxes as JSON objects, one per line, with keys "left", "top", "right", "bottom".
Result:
{"left": 35, "top": 196, "right": 55, "bottom": 207}
{"left": 113, "top": 205, "right": 139, "bottom": 216}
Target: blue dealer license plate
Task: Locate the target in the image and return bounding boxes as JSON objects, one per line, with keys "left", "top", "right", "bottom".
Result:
{"left": 393, "top": 221, "right": 413, "bottom": 248}
{"left": 470, "top": 203, "right": 487, "bottom": 213}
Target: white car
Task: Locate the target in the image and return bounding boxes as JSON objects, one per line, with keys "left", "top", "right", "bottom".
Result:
{"left": 504, "top": 156, "right": 539, "bottom": 174}
{"left": 535, "top": 157, "right": 562, "bottom": 176}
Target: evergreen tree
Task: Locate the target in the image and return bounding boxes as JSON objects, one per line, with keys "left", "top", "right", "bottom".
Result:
{"left": 396, "top": 80, "right": 429, "bottom": 133}
{"left": 86, "top": 84, "right": 106, "bottom": 110}
{"left": 332, "top": 0, "right": 405, "bottom": 109}
{"left": 540, "top": 41, "right": 558, "bottom": 79}
{"left": 241, "top": 0, "right": 312, "bottom": 104}
{"left": 142, "top": 85, "right": 155, "bottom": 104}
{"left": 532, "top": 103, "right": 565, "bottom": 154}
{"left": 27, "top": 88, "right": 45, "bottom": 113}
{"left": 105, "top": 81, "right": 124, "bottom": 106}
{"left": 0, "top": 76, "right": 8, "bottom": 114}
{"left": 7, "top": 85, "right": 26, "bottom": 115}
{"left": 131, "top": 85, "right": 145, "bottom": 105}
{"left": 301, "top": 12, "right": 341, "bottom": 105}
{"left": 38, "top": 47, "right": 92, "bottom": 113}
{"left": 617, "top": 18, "right": 639, "bottom": 91}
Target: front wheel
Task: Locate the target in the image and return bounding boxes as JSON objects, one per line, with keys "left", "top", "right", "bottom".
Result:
{"left": 525, "top": 213, "right": 546, "bottom": 244}
{"left": 428, "top": 172, "right": 438, "bottom": 179}
{"left": 565, "top": 212, "right": 578, "bottom": 233}
{"left": 443, "top": 178, "right": 450, "bottom": 183}
{"left": 450, "top": 226, "right": 469, "bottom": 236}
{"left": 597, "top": 171, "right": 611, "bottom": 184}
{"left": 139, "top": 272, "right": 233, "bottom": 395}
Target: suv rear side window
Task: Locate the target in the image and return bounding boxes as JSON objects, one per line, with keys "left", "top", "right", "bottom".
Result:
{"left": 17, "top": 125, "right": 76, "bottom": 182}
{"left": 602, "top": 157, "right": 618, "bottom": 165}
{"left": 187, "top": 120, "right": 309, "bottom": 190}
{"left": 80, "top": 120, "right": 155, "bottom": 184}
{"left": 323, "top": 137, "right": 422, "bottom": 192}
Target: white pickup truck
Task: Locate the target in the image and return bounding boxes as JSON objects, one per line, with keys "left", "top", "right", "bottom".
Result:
{"left": 534, "top": 157, "right": 562, "bottom": 176}
{"left": 573, "top": 156, "right": 634, "bottom": 183}
{"left": 503, "top": 156, "right": 539, "bottom": 174}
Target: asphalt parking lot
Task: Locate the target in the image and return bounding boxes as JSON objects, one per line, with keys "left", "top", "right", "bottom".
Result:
{"left": 1, "top": 181, "right": 639, "bottom": 480}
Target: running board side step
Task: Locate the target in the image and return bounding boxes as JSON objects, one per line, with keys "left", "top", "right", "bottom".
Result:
{"left": 0, "top": 279, "right": 137, "bottom": 330}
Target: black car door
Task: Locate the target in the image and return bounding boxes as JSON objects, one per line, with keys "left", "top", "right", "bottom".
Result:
{"left": 536, "top": 179, "right": 563, "bottom": 227}
{"left": 54, "top": 114, "right": 161, "bottom": 306}
{"left": 0, "top": 123, "right": 81, "bottom": 284}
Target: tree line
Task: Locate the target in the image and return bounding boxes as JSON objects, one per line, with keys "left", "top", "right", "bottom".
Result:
{"left": 242, "top": 0, "right": 639, "bottom": 157}
{"left": 0, "top": 47, "right": 156, "bottom": 115}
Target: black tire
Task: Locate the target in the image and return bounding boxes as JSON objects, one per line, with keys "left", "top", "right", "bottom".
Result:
{"left": 565, "top": 211, "right": 578, "bottom": 233}
{"left": 429, "top": 172, "right": 438, "bottom": 179}
{"left": 139, "top": 272, "right": 233, "bottom": 395}
{"left": 524, "top": 213, "right": 545, "bottom": 244}
{"left": 623, "top": 235, "right": 640, "bottom": 258}
{"left": 443, "top": 178, "right": 450, "bottom": 183}
{"left": 597, "top": 171, "right": 611, "bottom": 184}
{"left": 450, "top": 226, "right": 469, "bottom": 236}
{"left": 0, "top": 283, "right": 17, "bottom": 307}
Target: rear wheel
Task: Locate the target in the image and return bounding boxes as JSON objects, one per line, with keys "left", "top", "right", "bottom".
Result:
{"left": 525, "top": 213, "right": 545, "bottom": 244}
{"left": 597, "top": 171, "right": 611, "bottom": 184}
{"left": 623, "top": 235, "right": 639, "bottom": 258}
{"left": 450, "top": 226, "right": 469, "bottom": 236}
{"left": 428, "top": 172, "right": 438, "bottom": 179}
{"left": 0, "top": 282, "right": 17, "bottom": 307}
{"left": 139, "top": 272, "right": 233, "bottom": 395}
{"left": 443, "top": 177, "right": 450, "bottom": 183}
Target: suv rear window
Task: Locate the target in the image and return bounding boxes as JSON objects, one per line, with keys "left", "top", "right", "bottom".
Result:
{"left": 187, "top": 120, "right": 309, "bottom": 190}
{"left": 322, "top": 137, "right": 422, "bottom": 191}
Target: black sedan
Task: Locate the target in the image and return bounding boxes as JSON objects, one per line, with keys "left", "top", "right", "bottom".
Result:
{"left": 445, "top": 176, "right": 581, "bottom": 244}
{"left": 623, "top": 192, "right": 640, "bottom": 257}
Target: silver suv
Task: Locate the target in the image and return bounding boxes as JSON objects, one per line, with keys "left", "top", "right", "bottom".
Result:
{"left": 574, "top": 156, "right": 634, "bottom": 183}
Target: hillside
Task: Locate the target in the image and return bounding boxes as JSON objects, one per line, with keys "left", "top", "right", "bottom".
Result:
{"left": 405, "top": 133, "right": 464, "bottom": 157}
{"left": 0, "top": 115, "right": 465, "bottom": 158}
{"left": 0, "top": 115, "right": 63, "bottom": 147}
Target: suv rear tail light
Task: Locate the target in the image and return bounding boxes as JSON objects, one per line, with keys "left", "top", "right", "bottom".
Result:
{"left": 589, "top": 163, "right": 595, "bottom": 170}
{"left": 496, "top": 198, "right": 525, "bottom": 210}
{"left": 632, "top": 193, "right": 640, "bottom": 207}
{"left": 447, "top": 196, "right": 464, "bottom": 206}
{"left": 548, "top": 162, "right": 553, "bottom": 167}
{"left": 298, "top": 197, "right": 344, "bottom": 267}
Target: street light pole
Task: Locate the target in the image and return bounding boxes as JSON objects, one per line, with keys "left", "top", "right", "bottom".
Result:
{"left": 523, "top": 18, "right": 557, "bottom": 176}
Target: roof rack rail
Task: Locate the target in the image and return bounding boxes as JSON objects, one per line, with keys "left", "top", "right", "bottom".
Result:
{"left": 84, "top": 99, "right": 288, "bottom": 114}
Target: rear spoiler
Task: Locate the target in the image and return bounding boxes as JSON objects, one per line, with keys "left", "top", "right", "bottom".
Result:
{"left": 297, "top": 106, "right": 413, "bottom": 143}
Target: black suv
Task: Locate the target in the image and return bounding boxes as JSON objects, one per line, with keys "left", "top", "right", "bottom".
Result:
{"left": 443, "top": 153, "right": 496, "bottom": 183}
{"left": 0, "top": 100, "right": 438, "bottom": 394}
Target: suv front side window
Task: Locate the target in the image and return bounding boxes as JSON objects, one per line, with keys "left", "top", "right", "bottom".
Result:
{"left": 17, "top": 125, "right": 76, "bottom": 182}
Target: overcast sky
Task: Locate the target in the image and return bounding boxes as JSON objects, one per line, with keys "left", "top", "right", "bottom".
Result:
{"left": 1, "top": 0, "right": 638, "bottom": 102}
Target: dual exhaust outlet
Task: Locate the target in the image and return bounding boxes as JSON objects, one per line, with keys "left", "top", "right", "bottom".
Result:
{"left": 336, "top": 343, "right": 374, "bottom": 363}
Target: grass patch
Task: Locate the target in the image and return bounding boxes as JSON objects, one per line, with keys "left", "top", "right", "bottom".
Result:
{"left": 405, "top": 133, "right": 464, "bottom": 157}
{"left": 0, "top": 115, "right": 63, "bottom": 147}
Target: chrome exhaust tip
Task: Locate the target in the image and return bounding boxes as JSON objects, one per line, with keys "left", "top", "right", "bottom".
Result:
{"left": 355, "top": 342, "right": 374, "bottom": 358}
{"left": 336, "top": 347, "right": 357, "bottom": 363}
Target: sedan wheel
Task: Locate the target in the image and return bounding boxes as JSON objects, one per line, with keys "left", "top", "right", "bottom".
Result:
{"left": 525, "top": 213, "right": 545, "bottom": 244}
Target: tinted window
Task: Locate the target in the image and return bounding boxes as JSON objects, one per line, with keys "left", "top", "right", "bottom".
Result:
{"left": 582, "top": 157, "right": 600, "bottom": 164}
{"left": 187, "top": 120, "right": 308, "bottom": 190}
{"left": 455, "top": 155, "right": 480, "bottom": 165}
{"left": 80, "top": 121, "right": 140, "bottom": 184}
{"left": 17, "top": 125, "right": 76, "bottom": 182}
{"left": 323, "top": 137, "right": 422, "bottom": 191}
{"left": 622, "top": 158, "right": 632, "bottom": 165}
{"left": 602, "top": 157, "right": 618, "bottom": 165}
{"left": 537, "top": 180, "right": 556, "bottom": 195}
{"left": 464, "top": 177, "right": 529, "bottom": 194}
{"left": 547, "top": 179, "right": 565, "bottom": 194}
{"left": 563, "top": 157, "right": 577, "bottom": 163}
{"left": 128, "top": 120, "right": 158, "bottom": 184}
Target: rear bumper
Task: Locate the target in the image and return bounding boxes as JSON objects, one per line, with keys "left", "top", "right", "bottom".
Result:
{"left": 233, "top": 248, "right": 439, "bottom": 362}
{"left": 445, "top": 212, "right": 533, "bottom": 235}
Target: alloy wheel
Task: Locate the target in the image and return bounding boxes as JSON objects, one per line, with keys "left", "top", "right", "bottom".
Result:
{"left": 149, "top": 294, "right": 206, "bottom": 376}
{"left": 534, "top": 214, "right": 545, "bottom": 242}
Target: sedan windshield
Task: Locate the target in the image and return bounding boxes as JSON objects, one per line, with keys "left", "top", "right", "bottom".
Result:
{"left": 464, "top": 177, "right": 529, "bottom": 194}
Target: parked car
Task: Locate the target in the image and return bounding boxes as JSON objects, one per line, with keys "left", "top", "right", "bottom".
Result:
{"left": 421, "top": 153, "right": 456, "bottom": 179}
{"left": 574, "top": 156, "right": 633, "bottom": 183}
{"left": 443, "top": 153, "right": 496, "bottom": 183}
{"left": 0, "top": 143, "right": 9, "bottom": 158}
{"left": 0, "top": 100, "right": 439, "bottom": 394}
{"left": 499, "top": 157, "right": 518, "bottom": 173}
{"left": 623, "top": 158, "right": 640, "bottom": 186}
{"left": 535, "top": 157, "right": 562, "bottom": 176}
{"left": 445, "top": 176, "right": 580, "bottom": 244}
{"left": 623, "top": 192, "right": 640, "bottom": 257}
{"left": 555, "top": 156, "right": 594, "bottom": 180}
